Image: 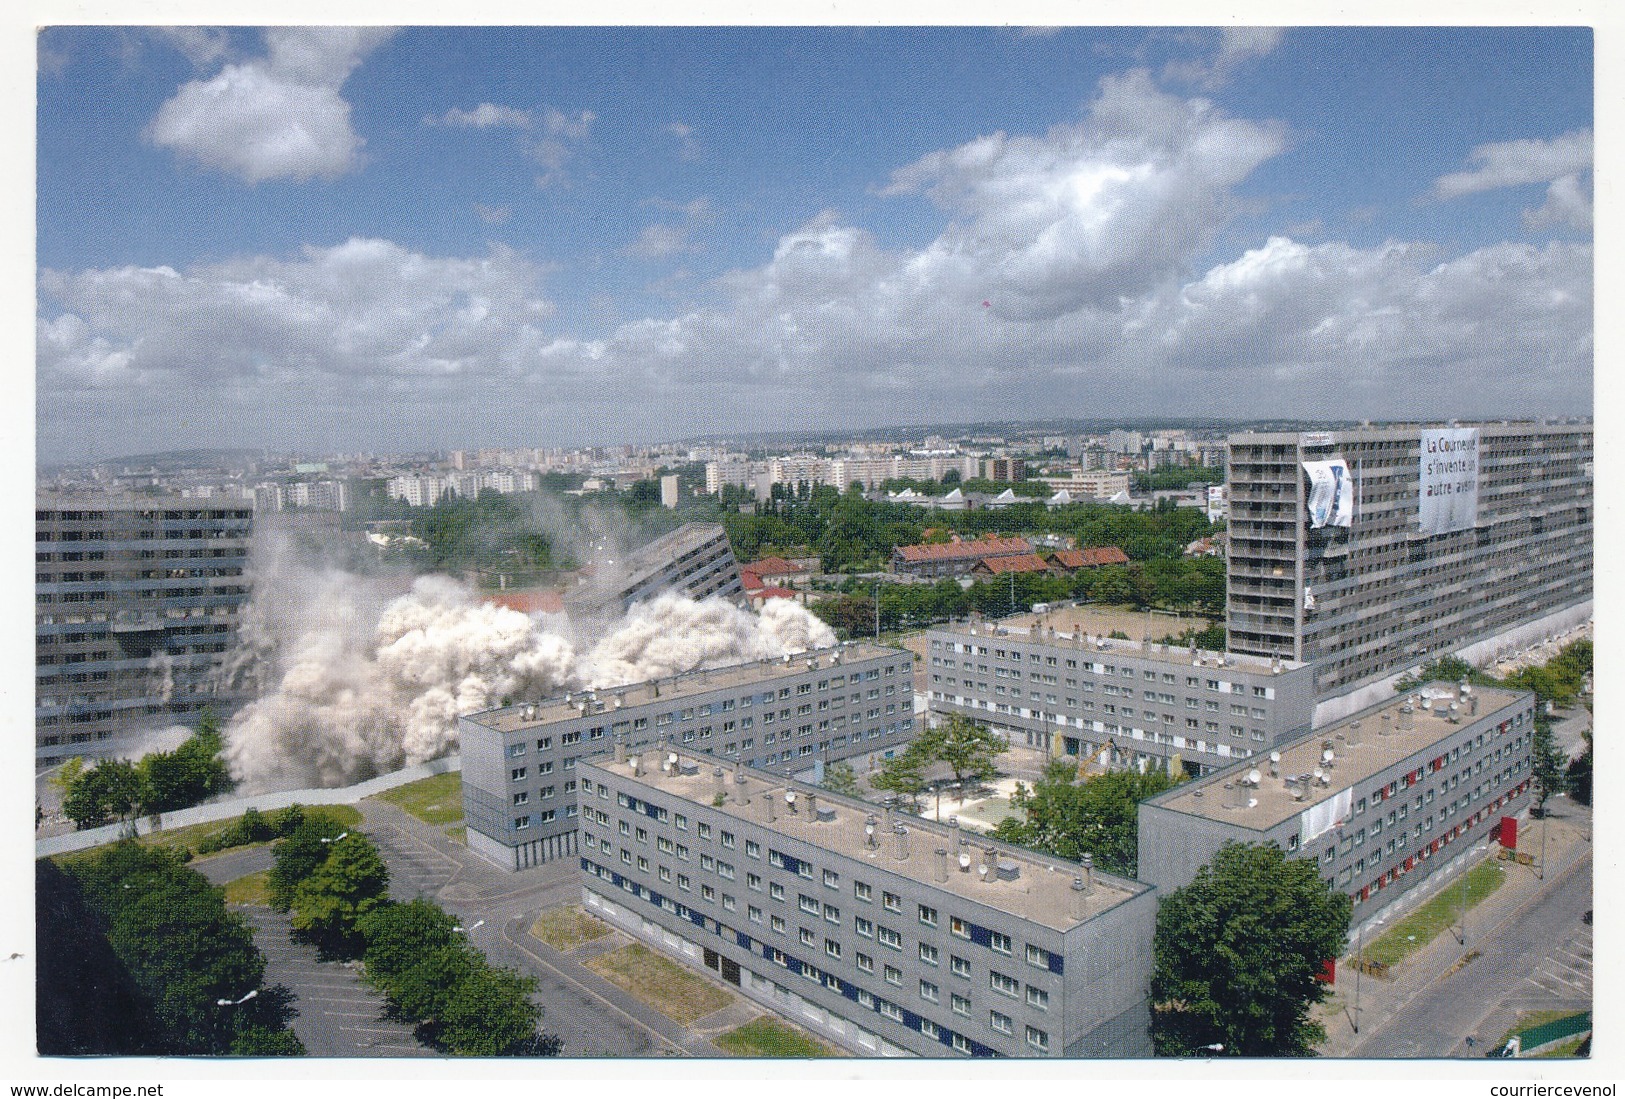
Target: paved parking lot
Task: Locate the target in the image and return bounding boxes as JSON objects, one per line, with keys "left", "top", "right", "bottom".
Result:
{"left": 237, "top": 905, "right": 432, "bottom": 1058}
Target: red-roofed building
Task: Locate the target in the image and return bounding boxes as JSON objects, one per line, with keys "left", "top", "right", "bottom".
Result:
{"left": 1045, "top": 546, "right": 1130, "bottom": 573}
{"left": 740, "top": 556, "right": 807, "bottom": 588}
{"left": 969, "top": 553, "right": 1053, "bottom": 578}
{"left": 482, "top": 588, "right": 565, "bottom": 615}
{"left": 746, "top": 585, "right": 808, "bottom": 609}
{"left": 891, "top": 535, "right": 1033, "bottom": 578}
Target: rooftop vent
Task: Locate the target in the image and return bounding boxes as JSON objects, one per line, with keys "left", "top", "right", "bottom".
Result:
{"left": 935, "top": 848, "right": 950, "bottom": 884}
{"left": 865, "top": 815, "right": 879, "bottom": 849}
{"left": 815, "top": 805, "right": 836, "bottom": 823}
{"left": 893, "top": 824, "right": 910, "bottom": 861}
{"left": 995, "top": 858, "right": 1021, "bottom": 882}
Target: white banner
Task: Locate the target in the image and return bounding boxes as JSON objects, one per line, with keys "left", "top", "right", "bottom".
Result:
{"left": 1303, "top": 459, "right": 1353, "bottom": 528}
{"left": 1419, "top": 428, "right": 1480, "bottom": 535}
{"left": 1301, "top": 787, "right": 1353, "bottom": 843}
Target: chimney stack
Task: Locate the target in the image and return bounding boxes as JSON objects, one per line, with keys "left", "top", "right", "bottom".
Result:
{"left": 765, "top": 788, "right": 776, "bottom": 822}
{"left": 935, "top": 847, "right": 950, "bottom": 883}
{"left": 1081, "top": 852, "right": 1095, "bottom": 894}
{"left": 804, "top": 791, "right": 818, "bottom": 820}
{"left": 614, "top": 737, "right": 627, "bottom": 764}
{"left": 893, "top": 824, "right": 910, "bottom": 860}
{"left": 712, "top": 767, "right": 725, "bottom": 800}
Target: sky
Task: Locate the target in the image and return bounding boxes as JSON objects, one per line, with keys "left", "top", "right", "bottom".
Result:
{"left": 34, "top": 25, "right": 1595, "bottom": 462}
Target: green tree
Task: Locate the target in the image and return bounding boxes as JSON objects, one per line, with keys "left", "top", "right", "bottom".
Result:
{"left": 821, "top": 761, "right": 862, "bottom": 798}
{"left": 438, "top": 964, "right": 547, "bottom": 1056}
{"left": 1529, "top": 714, "right": 1569, "bottom": 817}
{"left": 359, "top": 898, "right": 461, "bottom": 991}
{"left": 1152, "top": 842, "right": 1350, "bottom": 1057}
{"left": 139, "top": 724, "right": 232, "bottom": 814}
{"left": 287, "top": 835, "right": 391, "bottom": 959}
{"left": 916, "top": 714, "right": 1007, "bottom": 787}
{"left": 871, "top": 745, "right": 930, "bottom": 812}
{"left": 62, "top": 758, "right": 146, "bottom": 829}
{"left": 1566, "top": 727, "right": 1592, "bottom": 806}
{"left": 993, "top": 763, "right": 1178, "bottom": 878}
{"left": 267, "top": 811, "right": 354, "bottom": 910}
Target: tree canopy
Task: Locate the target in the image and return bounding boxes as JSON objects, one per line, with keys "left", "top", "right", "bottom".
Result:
{"left": 1151, "top": 841, "right": 1350, "bottom": 1057}
{"left": 992, "top": 761, "right": 1179, "bottom": 878}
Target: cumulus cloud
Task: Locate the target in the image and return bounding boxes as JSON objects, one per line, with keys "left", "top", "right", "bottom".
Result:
{"left": 1524, "top": 174, "right": 1592, "bottom": 232}
{"left": 147, "top": 27, "right": 393, "bottom": 183}
{"left": 1433, "top": 130, "right": 1592, "bottom": 199}
{"left": 38, "top": 238, "right": 557, "bottom": 391}
{"left": 427, "top": 101, "right": 595, "bottom": 185}
{"left": 1163, "top": 27, "right": 1283, "bottom": 89}
{"left": 667, "top": 121, "right": 701, "bottom": 160}
{"left": 153, "top": 27, "right": 233, "bottom": 69}
{"left": 432, "top": 102, "right": 533, "bottom": 129}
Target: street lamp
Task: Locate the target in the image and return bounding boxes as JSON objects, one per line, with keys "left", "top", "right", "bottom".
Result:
{"left": 453, "top": 919, "right": 485, "bottom": 934}
{"left": 320, "top": 832, "right": 349, "bottom": 844}
{"left": 1455, "top": 843, "right": 1490, "bottom": 946}
{"left": 1196, "top": 1043, "right": 1225, "bottom": 1055}
{"left": 217, "top": 989, "right": 258, "bottom": 1007}
{"left": 1348, "top": 914, "right": 1386, "bottom": 1035}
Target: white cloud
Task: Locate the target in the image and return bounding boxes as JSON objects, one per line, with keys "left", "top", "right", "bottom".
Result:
{"left": 473, "top": 203, "right": 512, "bottom": 225}
{"left": 1433, "top": 130, "right": 1593, "bottom": 199}
{"left": 432, "top": 102, "right": 532, "bottom": 129}
{"left": 881, "top": 70, "right": 1287, "bottom": 319}
{"left": 667, "top": 121, "right": 700, "bottom": 160}
{"left": 1163, "top": 26, "right": 1283, "bottom": 89}
{"left": 627, "top": 224, "right": 691, "bottom": 259}
{"left": 1523, "top": 174, "right": 1592, "bottom": 232}
{"left": 153, "top": 27, "right": 233, "bottom": 69}
{"left": 146, "top": 27, "right": 393, "bottom": 183}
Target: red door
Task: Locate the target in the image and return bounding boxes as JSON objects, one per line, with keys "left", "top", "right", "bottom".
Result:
{"left": 1499, "top": 815, "right": 1519, "bottom": 849}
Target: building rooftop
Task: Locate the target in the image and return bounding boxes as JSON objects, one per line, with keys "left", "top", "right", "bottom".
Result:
{"left": 893, "top": 536, "right": 1032, "bottom": 564}
{"left": 587, "top": 751, "right": 1147, "bottom": 932}
{"left": 1148, "top": 681, "right": 1528, "bottom": 830}
{"left": 565, "top": 522, "right": 731, "bottom": 605}
{"left": 463, "top": 641, "right": 908, "bottom": 737}
{"left": 930, "top": 618, "right": 1306, "bottom": 678}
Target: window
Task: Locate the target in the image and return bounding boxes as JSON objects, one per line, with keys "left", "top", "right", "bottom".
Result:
{"left": 880, "top": 1001, "right": 904, "bottom": 1023}
{"left": 950, "top": 916, "right": 971, "bottom": 939}
{"left": 855, "top": 916, "right": 874, "bottom": 938}
{"left": 989, "top": 1010, "right": 1013, "bottom": 1036}
{"left": 512, "top": 791, "right": 529, "bottom": 806}
{"left": 799, "top": 894, "right": 820, "bottom": 915}
{"left": 701, "top": 885, "right": 716, "bottom": 902}
{"left": 921, "top": 1019, "right": 940, "bottom": 1040}
{"left": 1026, "top": 986, "right": 1049, "bottom": 1010}
{"left": 920, "top": 979, "right": 940, "bottom": 1003}
{"left": 799, "top": 928, "right": 816, "bottom": 947}
{"left": 919, "top": 943, "right": 939, "bottom": 966}
{"left": 770, "top": 915, "right": 785, "bottom": 934}
{"left": 883, "top": 891, "right": 902, "bottom": 913}
{"left": 951, "top": 955, "right": 971, "bottom": 978}
{"left": 878, "top": 926, "right": 903, "bottom": 950}
{"left": 1025, "top": 1025, "right": 1049, "bottom": 1052}
{"left": 747, "top": 872, "right": 762, "bottom": 891}
{"left": 507, "top": 742, "right": 526, "bottom": 758}
{"left": 770, "top": 883, "right": 785, "bottom": 901}
{"left": 826, "top": 939, "right": 842, "bottom": 959}
{"left": 749, "top": 905, "right": 763, "bottom": 924}
{"left": 1025, "top": 944, "right": 1049, "bottom": 969}
{"left": 989, "top": 931, "right": 1012, "bottom": 955}
{"left": 989, "top": 971, "right": 1019, "bottom": 998}
{"left": 918, "top": 904, "right": 938, "bottom": 927}
{"left": 823, "top": 869, "right": 840, "bottom": 889}
{"left": 824, "top": 903, "right": 839, "bottom": 924}
{"left": 677, "top": 873, "right": 690, "bottom": 891}
{"left": 854, "top": 881, "right": 872, "bottom": 903}
{"left": 510, "top": 767, "right": 526, "bottom": 782}
{"left": 513, "top": 815, "right": 530, "bottom": 830}
{"left": 856, "top": 952, "right": 874, "bottom": 974}
{"left": 884, "top": 965, "right": 902, "bottom": 986}
{"left": 745, "top": 839, "right": 761, "bottom": 858}
{"left": 952, "top": 993, "right": 972, "bottom": 1017}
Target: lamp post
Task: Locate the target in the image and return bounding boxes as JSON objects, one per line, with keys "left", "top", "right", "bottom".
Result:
{"left": 320, "top": 831, "right": 349, "bottom": 845}
{"left": 1455, "top": 843, "right": 1490, "bottom": 946}
{"left": 216, "top": 990, "right": 258, "bottom": 1007}
{"left": 1349, "top": 914, "right": 1386, "bottom": 1035}
{"left": 453, "top": 919, "right": 484, "bottom": 934}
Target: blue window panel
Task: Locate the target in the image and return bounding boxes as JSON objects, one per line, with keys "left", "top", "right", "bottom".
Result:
{"left": 689, "top": 908, "right": 707, "bottom": 929}
{"left": 643, "top": 802, "right": 663, "bottom": 820}
{"left": 966, "top": 921, "right": 993, "bottom": 949}
{"left": 1047, "top": 953, "right": 1065, "bottom": 976}
{"left": 736, "top": 930, "right": 753, "bottom": 950}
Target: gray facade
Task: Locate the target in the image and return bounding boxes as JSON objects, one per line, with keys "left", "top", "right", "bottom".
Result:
{"left": 924, "top": 624, "right": 1316, "bottom": 776}
{"left": 564, "top": 522, "right": 743, "bottom": 624}
{"left": 1226, "top": 422, "right": 1593, "bottom": 698}
{"left": 36, "top": 494, "right": 254, "bottom": 765}
{"left": 461, "top": 642, "right": 917, "bottom": 870}
{"left": 575, "top": 752, "right": 1157, "bottom": 1058}
{"left": 1138, "top": 683, "right": 1535, "bottom": 922}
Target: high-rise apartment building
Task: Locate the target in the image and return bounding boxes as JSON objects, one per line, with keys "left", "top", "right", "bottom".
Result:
{"left": 35, "top": 494, "right": 254, "bottom": 766}
{"left": 461, "top": 642, "right": 917, "bottom": 870}
{"left": 574, "top": 751, "right": 1156, "bottom": 1057}
{"left": 562, "top": 523, "right": 744, "bottom": 626}
{"left": 1225, "top": 423, "right": 1592, "bottom": 703}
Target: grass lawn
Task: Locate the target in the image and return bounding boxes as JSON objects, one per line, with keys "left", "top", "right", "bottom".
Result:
{"left": 444, "top": 825, "right": 466, "bottom": 845}
{"left": 1496, "top": 1010, "right": 1591, "bottom": 1051}
{"left": 1364, "top": 860, "right": 1509, "bottom": 968}
{"left": 585, "top": 943, "right": 733, "bottom": 1025}
{"left": 531, "top": 905, "right": 612, "bottom": 951}
{"left": 716, "top": 1016, "right": 840, "bottom": 1058}
{"left": 223, "top": 869, "right": 270, "bottom": 906}
{"left": 1538, "top": 1036, "right": 1589, "bottom": 1058}
{"left": 374, "top": 771, "right": 463, "bottom": 825}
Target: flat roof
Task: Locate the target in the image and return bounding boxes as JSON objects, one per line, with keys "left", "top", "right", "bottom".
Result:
{"left": 586, "top": 752, "right": 1146, "bottom": 932}
{"left": 930, "top": 618, "right": 1306, "bottom": 677}
{"left": 1148, "top": 682, "right": 1528, "bottom": 830}
{"left": 464, "top": 641, "right": 909, "bottom": 737}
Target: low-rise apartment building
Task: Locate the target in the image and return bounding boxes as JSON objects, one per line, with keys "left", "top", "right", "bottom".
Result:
{"left": 575, "top": 751, "right": 1156, "bottom": 1057}
{"left": 924, "top": 623, "right": 1316, "bottom": 776}
{"left": 1137, "top": 682, "right": 1535, "bottom": 920}
{"left": 461, "top": 642, "right": 917, "bottom": 870}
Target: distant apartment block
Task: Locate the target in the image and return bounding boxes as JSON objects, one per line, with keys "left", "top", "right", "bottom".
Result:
{"left": 924, "top": 623, "right": 1315, "bottom": 776}
{"left": 1226, "top": 423, "right": 1593, "bottom": 701}
{"left": 983, "top": 458, "right": 1026, "bottom": 483}
{"left": 459, "top": 642, "right": 917, "bottom": 870}
{"left": 1036, "top": 469, "right": 1131, "bottom": 501}
{"left": 574, "top": 751, "right": 1156, "bottom": 1057}
{"left": 36, "top": 494, "right": 254, "bottom": 766}
{"left": 1138, "top": 682, "right": 1535, "bottom": 919}
{"left": 562, "top": 523, "right": 744, "bottom": 625}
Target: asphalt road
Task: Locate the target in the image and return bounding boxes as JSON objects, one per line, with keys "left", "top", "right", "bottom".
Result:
{"left": 1352, "top": 847, "right": 1593, "bottom": 1058}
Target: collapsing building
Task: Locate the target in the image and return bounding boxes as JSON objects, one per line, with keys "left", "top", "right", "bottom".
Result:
{"left": 563, "top": 522, "right": 744, "bottom": 627}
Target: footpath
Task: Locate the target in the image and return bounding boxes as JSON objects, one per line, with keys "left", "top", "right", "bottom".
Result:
{"left": 1316, "top": 801, "right": 1592, "bottom": 1058}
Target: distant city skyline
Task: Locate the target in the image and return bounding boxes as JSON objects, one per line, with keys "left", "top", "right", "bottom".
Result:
{"left": 37, "top": 26, "right": 1593, "bottom": 463}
